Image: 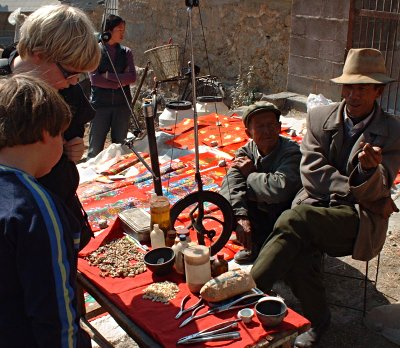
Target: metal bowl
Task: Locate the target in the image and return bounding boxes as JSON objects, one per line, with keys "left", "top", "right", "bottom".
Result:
{"left": 255, "top": 296, "right": 288, "bottom": 327}
{"left": 144, "top": 247, "right": 175, "bottom": 276}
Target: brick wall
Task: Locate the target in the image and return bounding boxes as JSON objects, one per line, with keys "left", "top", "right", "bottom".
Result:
{"left": 287, "top": 0, "right": 350, "bottom": 101}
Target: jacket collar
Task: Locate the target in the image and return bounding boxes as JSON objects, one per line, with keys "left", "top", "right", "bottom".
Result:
{"left": 323, "top": 100, "right": 388, "bottom": 138}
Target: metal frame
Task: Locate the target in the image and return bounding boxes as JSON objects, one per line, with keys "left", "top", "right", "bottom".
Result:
{"left": 323, "top": 253, "right": 381, "bottom": 316}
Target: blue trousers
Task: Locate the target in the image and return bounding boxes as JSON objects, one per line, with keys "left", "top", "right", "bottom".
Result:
{"left": 88, "top": 105, "right": 130, "bottom": 158}
{"left": 251, "top": 204, "right": 359, "bottom": 325}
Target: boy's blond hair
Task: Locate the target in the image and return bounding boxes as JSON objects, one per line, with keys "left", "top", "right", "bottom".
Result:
{"left": 0, "top": 75, "right": 71, "bottom": 149}
{"left": 18, "top": 5, "right": 100, "bottom": 72}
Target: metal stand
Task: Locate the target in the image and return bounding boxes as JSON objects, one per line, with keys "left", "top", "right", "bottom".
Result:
{"left": 169, "top": 1, "right": 234, "bottom": 255}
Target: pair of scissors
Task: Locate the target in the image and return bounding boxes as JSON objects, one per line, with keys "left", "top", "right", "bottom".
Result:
{"left": 179, "top": 292, "right": 266, "bottom": 327}
{"left": 175, "top": 295, "right": 204, "bottom": 319}
{"left": 177, "top": 319, "right": 241, "bottom": 345}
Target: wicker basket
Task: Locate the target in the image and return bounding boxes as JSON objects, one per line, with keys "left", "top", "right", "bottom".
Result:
{"left": 144, "top": 44, "right": 180, "bottom": 81}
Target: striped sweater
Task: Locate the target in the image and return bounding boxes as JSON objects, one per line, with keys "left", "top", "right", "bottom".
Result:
{"left": 0, "top": 164, "right": 81, "bottom": 348}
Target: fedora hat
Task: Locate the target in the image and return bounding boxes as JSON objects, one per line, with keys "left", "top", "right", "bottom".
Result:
{"left": 331, "top": 48, "right": 395, "bottom": 84}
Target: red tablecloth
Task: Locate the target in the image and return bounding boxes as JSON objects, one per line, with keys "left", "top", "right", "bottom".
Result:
{"left": 78, "top": 221, "right": 310, "bottom": 347}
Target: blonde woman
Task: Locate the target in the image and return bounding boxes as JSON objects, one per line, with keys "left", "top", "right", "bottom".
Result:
{"left": 7, "top": 5, "right": 101, "bottom": 251}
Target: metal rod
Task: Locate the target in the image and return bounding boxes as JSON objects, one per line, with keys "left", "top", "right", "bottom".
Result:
{"left": 187, "top": 6, "right": 202, "bottom": 186}
{"left": 131, "top": 61, "right": 150, "bottom": 112}
{"left": 143, "top": 98, "right": 163, "bottom": 196}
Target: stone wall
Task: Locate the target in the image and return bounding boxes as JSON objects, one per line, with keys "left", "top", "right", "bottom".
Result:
{"left": 118, "top": 0, "right": 292, "bottom": 94}
{"left": 287, "top": 0, "right": 350, "bottom": 101}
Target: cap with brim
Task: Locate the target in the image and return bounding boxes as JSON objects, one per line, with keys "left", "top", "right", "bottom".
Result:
{"left": 242, "top": 101, "right": 281, "bottom": 127}
{"left": 331, "top": 48, "right": 395, "bottom": 85}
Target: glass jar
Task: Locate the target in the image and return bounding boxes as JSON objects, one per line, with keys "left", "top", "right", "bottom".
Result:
{"left": 165, "top": 229, "right": 177, "bottom": 247}
{"left": 183, "top": 245, "right": 211, "bottom": 293}
{"left": 150, "top": 195, "right": 171, "bottom": 238}
{"left": 211, "top": 253, "right": 228, "bottom": 277}
{"left": 175, "top": 226, "right": 191, "bottom": 243}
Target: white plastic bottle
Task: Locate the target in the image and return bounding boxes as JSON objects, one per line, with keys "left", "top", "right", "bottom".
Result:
{"left": 183, "top": 245, "right": 211, "bottom": 293}
{"left": 150, "top": 224, "right": 165, "bottom": 249}
{"left": 172, "top": 234, "right": 189, "bottom": 274}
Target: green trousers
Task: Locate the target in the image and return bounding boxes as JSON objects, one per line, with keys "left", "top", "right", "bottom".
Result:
{"left": 250, "top": 204, "right": 359, "bottom": 325}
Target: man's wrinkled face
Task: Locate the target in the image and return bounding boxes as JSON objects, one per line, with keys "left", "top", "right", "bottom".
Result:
{"left": 342, "top": 84, "right": 384, "bottom": 118}
{"left": 245, "top": 111, "right": 281, "bottom": 156}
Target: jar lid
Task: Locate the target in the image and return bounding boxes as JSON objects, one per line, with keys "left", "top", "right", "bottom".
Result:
{"left": 150, "top": 195, "right": 170, "bottom": 208}
{"left": 179, "top": 234, "right": 187, "bottom": 241}
{"left": 176, "top": 227, "right": 189, "bottom": 236}
{"left": 166, "top": 100, "right": 192, "bottom": 110}
{"left": 197, "top": 96, "right": 223, "bottom": 103}
{"left": 183, "top": 245, "right": 210, "bottom": 265}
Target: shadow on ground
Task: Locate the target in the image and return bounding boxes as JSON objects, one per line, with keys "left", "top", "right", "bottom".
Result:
{"left": 273, "top": 253, "right": 398, "bottom": 348}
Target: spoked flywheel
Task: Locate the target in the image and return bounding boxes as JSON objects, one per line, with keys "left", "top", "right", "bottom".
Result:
{"left": 170, "top": 190, "right": 234, "bottom": 256}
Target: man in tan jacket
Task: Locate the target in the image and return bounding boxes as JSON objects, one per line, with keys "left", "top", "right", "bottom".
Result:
{"left": 251, "top": 48, "right": 400, "bottom": 347}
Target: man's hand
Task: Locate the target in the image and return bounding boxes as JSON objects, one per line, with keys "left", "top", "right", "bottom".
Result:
{"left": 64, "top": 137, "right": 85, "bottom": 163}
{"left": 358, "top": 142, "right": 382, "bottom": 171}
{"left": 232, "top": 156, "right": 256, "bottom": 178}
{"left": 235, "top": 217, "right": 253, "bottom": 249}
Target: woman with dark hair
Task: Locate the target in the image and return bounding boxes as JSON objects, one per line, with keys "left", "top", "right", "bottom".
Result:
{"left": 88, "top": 14, "right": 137, "bottom": 158}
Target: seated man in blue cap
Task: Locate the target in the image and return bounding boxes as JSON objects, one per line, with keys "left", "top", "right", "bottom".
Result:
{"left": 220, "top": 101, "right": 302, "bottom": 264}
{"left": 251, "top": 48, "right": 400, "bottom": 347}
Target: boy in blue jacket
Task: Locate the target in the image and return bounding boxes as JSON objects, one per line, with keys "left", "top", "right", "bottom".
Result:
{"left": 0, "top": 75, "right": 83, "bottom": 348}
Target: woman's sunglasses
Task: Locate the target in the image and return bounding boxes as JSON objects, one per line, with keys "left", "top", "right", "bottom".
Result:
{"left": 56, "top": 62, "right": 81, "bottom": 80}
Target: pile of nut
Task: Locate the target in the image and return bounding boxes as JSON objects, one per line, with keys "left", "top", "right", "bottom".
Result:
{"left": 84, "top": 237, "right": 146, "bottom": 278}
{"left": 142, "top": 281, "right": 179, "bottom": 304}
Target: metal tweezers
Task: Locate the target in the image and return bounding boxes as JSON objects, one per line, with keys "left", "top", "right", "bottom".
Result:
{"left": 177, "top": 319, "right": 241, "bottom": 345}
{"left": 179, "top": 292, "right": 266, "bottom": 327}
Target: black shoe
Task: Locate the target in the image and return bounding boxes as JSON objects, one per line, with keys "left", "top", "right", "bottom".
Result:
{"left": 294, "top": 310, "right": 331, "bottom": 347}
{"left": 234, "top": 248, "right": 258, "bottom": 264}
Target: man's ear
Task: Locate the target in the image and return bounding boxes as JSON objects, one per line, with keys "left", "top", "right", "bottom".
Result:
{"left": 31, "top": 51, "right": 45, "bottom": 64}
{"left": 40, "top": 130, "right": 51, "bottom": 144}
{"left": 375, "top": 85, "right": 385, "bottom": 98}
{"left": 245, "top": 127, "right": 252, "bottom": 139}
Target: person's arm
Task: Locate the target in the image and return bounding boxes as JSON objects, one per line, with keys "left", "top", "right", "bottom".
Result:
{"left": 300, "top": 109, "right": 350, "bottom": 201}
{"left": 219, "top": 146, "right": 252, "bottom": 217}
{"left": 245, "top": 141, "right": 302, "bottom": 204}
{"left": 106, "top": 49, "right": 136, "bottom": 86}
{"left": 89, "top": 68, "right": 120, "bottom": 89}
{"left": 63, "top": 137, "right": 85, "bottom": 163}
{"left": 12, "top": 189, "right": 78, "bottom": 347}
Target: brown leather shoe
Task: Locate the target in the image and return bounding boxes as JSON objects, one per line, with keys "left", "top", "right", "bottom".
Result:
{"left": 234, "top": 248, "right": 258, "bottom": 264}
{"left": 294, "top": 310, "right": 331, "bottom": 347}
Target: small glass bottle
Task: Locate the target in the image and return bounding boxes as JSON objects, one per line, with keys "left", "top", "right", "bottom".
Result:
{"left": 165, "top": 230, "right": 177, "bottom": 247}
{"left": 150, "top": 224, "right": 165, "bottom": 249}
{"left": 211, "top": 253, "right": 229, "bottom": 277}
{"left": 183, "top": 245, "right": 211, "bottom": 293}
{"left": 175, "top": 226, "right": 191, "bottom": 243}
{"left": 172, "top": 235, "right": 189, "bottom": 275}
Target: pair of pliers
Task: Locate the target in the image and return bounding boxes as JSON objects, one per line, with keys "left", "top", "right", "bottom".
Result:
{"left": 175, "top": 295, "right": 204, "bottom": 319}
{"left": 179, "top": 292, "right": 266, "bottom": 327}
{"left": 177, "top": 319, "right": 241, "bottom": 345}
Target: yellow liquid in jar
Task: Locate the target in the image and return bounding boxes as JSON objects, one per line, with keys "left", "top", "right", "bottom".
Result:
{"left": 150, "top": 196, "right": 171, "bottom": 237}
